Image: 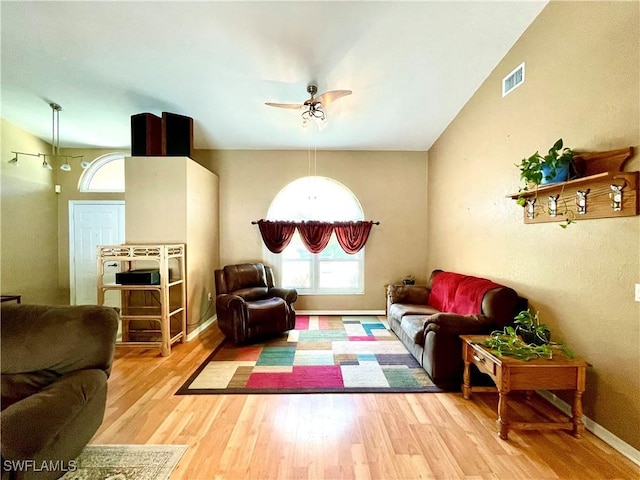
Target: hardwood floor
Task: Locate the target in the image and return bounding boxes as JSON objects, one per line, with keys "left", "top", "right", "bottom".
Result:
{"left": 93, "top": 323, "right": 640, "bottom": 480}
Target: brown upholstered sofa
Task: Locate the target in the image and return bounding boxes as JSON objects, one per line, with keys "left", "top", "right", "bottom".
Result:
{"left": 215, "top": 263, "right": 297, "bottom": 344}
{"left": 1, "top": 304, "right": 118, "bottom": 480}
{"left": 386, "top": 270, "right": 524, "bottom": 389}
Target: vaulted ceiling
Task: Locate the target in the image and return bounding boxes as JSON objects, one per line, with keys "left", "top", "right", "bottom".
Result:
{"left": 1, "top": 1, "right": 547, "bottom": 151}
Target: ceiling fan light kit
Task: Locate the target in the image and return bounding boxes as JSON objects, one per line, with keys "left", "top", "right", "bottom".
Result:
{"left": 8, "top": 102, "right": 86, "bottom": 171}
{"left": 266, "top": 84, "right": 352, "bottom": 129}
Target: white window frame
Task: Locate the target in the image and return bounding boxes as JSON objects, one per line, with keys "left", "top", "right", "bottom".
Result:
{"left": 78, "top": 152, "right": 128, "bottom": 193}
{"left": 264, "top": 176, "right": 365, "bottom": 295}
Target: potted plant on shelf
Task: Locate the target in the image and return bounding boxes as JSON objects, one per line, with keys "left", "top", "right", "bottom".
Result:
{"left": 515, "top": 138, "right": 575, "bottom": 204}
{"left": 515, "top": 138, "right": 577, "bottom": 227}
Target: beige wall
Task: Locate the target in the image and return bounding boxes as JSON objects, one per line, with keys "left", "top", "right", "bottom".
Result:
{"left": 185, "top": 159, "right": 220, "bottom": 325}
{"left": 0, "top": 119, "right": 62, "bottom": 303}
{"left": 193, "top": 149, "right": 429, "bottom": 312}
{"left": 125, "top": 156, "right": 219, "bottom": 332}
{"left": 427, "top": 1, "right": 639, "bottom": 450}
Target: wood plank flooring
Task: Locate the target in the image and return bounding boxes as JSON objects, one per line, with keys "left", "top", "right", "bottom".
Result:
{"left": 92, "top": 323, "right": 640, "bottom": 479}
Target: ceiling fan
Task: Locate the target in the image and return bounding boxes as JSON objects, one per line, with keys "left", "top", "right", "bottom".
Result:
{"left": 265, "top": 84, "right": 352, "bottom": 126}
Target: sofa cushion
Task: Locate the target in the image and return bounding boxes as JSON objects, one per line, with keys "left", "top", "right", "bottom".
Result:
{"left": 400, "top": 315, "right": 428, "bottom": 345}
{"left": 1, "top": 371, "right": 61, "bottom": 411}
{"left": 0, "top": 369, "right": 107, "bottom": 459}
{"left": 389, "top": 303, "right": 439, "bottom": 322}
{"left": 387, "top": 285, "right": 430, "bottom": 305}
{"left": 234, "top": 287, "right": 269, "bottom": 301}
{"left": 224, "top": 263, "right": 268, "bottom": 292}
{"left": 429, "top": 272, "right": 503, "bottom": 315}
{"left": 246, "top": 297, "right": 287, "bottom": 326}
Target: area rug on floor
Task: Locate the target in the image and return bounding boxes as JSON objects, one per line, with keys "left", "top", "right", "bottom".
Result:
{"left": 176, "top": 315, "right": 441, "bottom": 394}
{"left": 60, "top": 444, "right": 187, "bottom": 480}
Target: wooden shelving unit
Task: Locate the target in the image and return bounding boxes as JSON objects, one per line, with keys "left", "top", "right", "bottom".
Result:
{"left": 507, "top": 147, "right": 638, "bottom": 224}
{"left": 97, "top": 244, "right": 186, "bottom": 356}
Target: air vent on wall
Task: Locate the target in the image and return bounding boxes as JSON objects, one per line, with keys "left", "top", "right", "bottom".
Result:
{"left": 502, "top": 62, "right": 525, "bottom": 97}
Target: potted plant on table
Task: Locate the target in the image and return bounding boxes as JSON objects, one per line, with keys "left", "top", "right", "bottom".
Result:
{"left": 484, "top": 309, "right": 574, "bottom": 361}
{"left": 513, "top": 309, "right": 550, "bottom": 345}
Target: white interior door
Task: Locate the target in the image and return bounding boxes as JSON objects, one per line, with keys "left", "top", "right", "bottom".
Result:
{"left": 70, "top": 201, "right": 125, "bottom": 305}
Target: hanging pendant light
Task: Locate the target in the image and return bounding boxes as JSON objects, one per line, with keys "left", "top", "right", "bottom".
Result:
{"left": 50, "top": 103, "right": 72, "bottom": 171}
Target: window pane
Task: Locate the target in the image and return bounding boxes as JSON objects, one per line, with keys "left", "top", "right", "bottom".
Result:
{"left": 318, "top": 261, "right": 360, "bottom": 289}
{"left": 265, "top": 176, "right": 365, "bottom": 295}
{"left": 281, "top": 260, "right": 311, "bottom": 289}
{"left": 320, "top": 237, "right": 352, "bottom": 259}
{"left": 282, "top": 233, "right": 311, "bottom": 260}
{"left": 88, "top": 157, "right": 124, "bottom": 191}
{"left": 269, "top": 176, "right": 362, "bottom": 221}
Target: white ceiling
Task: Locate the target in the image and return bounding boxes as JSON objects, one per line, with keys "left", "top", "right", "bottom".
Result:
{"left": 1, "top": 1, "right": 546, "bottom": 151}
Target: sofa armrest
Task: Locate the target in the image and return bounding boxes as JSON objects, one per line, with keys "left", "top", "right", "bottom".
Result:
{"left": 269, "top": 287, "right": 298, "bottom": 305}
{"left": 423, "top": 312, "right": 493, "bottom": 336}
{"left": 386, "top": 285, "right": 430, "bottom": 306}
{"left": 0, "top": 369, "right": 107, "bottom": 460}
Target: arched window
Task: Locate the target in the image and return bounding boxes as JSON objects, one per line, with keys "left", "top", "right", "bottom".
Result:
{"left": 266, "top": 176, "right": 365, "bottom": 294}
{"left": 78, "top": 153, "right": 127, "bottom": 192}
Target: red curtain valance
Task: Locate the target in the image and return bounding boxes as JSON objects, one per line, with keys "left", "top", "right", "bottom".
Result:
{"left": 253, "top": 220, "right": 376, "bottom": 255}
{"left": 256, "top": 220, "right": 297, "bottom": 253}
{"left": 334, "top": 221, "right": 374, "bottom": 255}
{"left": 297, "top": 221, "right": 334, "bottom": 254}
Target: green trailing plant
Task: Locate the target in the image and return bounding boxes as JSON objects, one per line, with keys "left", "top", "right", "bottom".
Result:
{"left": 515, "top": 139, "right": 576, "bottom": 228}
{"left": 516, "top": 139, "right": 574, "bottom": 197}
{"left": 485, "top": 327, "right": 554, "bottom": 360}
{"left": 483, "top": 310, "right": 574, "bottom": 361}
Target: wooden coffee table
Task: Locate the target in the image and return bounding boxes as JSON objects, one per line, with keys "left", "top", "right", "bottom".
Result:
{"left": 460, "top": 334, "right": 587, "bottom": 440}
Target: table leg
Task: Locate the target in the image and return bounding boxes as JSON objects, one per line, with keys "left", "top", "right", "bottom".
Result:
{"left": 572, "top": 390, "right": 584, "bottom": 438}
{"left": 462, "top": 360, "right": 471, "bottom": 400}
{"left": 497, "top": 390, "right": 509, "bottom": 440}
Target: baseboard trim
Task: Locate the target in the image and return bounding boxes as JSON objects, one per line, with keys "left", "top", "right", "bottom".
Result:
{"left": 186, "top": 315, "right": 217, "bottom": 342}
{"left": 297, "top": 310, "right": 386, "bottom": 316}
{"left": 537, "top": 390, "right": 640, "bottom": 466}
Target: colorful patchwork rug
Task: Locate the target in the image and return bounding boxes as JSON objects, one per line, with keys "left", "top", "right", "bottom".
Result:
{"left": 176, "top": 315, "right": 440, "bottom": 394}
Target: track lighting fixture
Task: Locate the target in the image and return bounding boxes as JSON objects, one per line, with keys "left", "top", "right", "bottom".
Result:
{"left": 6, "top": 102, "right": 84, "bottom": 170}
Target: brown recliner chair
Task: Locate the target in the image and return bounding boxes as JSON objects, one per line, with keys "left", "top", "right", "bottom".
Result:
{"left": 1, "top": 304, "right": 118, "bottom": 480}
{"left": 214, "top": 263, "right": 297, "bottom": 344}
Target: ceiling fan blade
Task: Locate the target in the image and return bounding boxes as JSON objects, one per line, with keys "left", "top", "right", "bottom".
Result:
{"left": 315, "top": 90, "right": 352, "bottom": 108}
{"left": 265, "top": 102, "right": 303, "bottom": 110}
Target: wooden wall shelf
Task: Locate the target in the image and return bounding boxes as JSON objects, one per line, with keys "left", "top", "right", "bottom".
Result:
{"left": 507, "top": 147, "right": 638, "bottom": 224}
